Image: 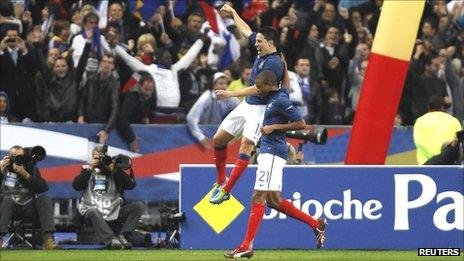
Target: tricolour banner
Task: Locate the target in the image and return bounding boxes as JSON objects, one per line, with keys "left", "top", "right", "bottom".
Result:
{"left": 180, "top": 165, "right": 463, "bottom": 249}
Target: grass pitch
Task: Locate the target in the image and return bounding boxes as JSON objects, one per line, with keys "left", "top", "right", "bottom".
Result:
{"left": 0, "top": 249, "right": 462, "bottom": 260}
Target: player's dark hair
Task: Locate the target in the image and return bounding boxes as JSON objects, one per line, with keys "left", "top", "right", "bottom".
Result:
{"left": 258, "top": 26, "right": 279, "bottom": 46}
{"left": 255, "top": 70, "right": 277, "bottom": 87}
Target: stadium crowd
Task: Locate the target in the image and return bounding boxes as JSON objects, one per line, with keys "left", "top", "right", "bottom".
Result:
{"left": 0, "top": 0, "right": 462, "bottom": 151}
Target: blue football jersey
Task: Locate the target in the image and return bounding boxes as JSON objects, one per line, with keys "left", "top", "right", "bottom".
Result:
{"left": 246, "top": 32, "right": 284, "bottom": 105}
{"left": 260, "top": 89, "right": 303, "bottom": 160}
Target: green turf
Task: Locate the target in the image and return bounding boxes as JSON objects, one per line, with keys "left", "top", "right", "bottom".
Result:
{"left": 0, "top": 250, "right": 462, "bottom": 261}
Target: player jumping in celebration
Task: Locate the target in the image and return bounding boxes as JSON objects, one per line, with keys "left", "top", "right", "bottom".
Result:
{"left": 224, "top": 70, "right": 327, "bottom": 259}
{"left": 210, "top": 4, "right": 284, "bottom": 204}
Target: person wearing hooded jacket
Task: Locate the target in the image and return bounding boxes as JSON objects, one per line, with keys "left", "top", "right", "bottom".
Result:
{"left": 0, "top": 91, "right": 17, "bottom": 123}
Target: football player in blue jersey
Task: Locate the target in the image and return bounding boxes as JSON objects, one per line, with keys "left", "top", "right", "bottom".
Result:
{"left": 210, "top": 4, "right": 285, "bottom": 204}
{"left": 224, "top": 70, "right": 327, "bottom": 259}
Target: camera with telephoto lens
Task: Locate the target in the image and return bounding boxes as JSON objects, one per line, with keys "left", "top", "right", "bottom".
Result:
{"left": 113, "top": 154, "right": 132, "bottom": 170}
{"left": 7, "top": 146, "right": 46, "bottom": 172}
{"left": 286, "top": 127, "right": 328, "bottom": 144}
{"left": 96, "top": 154, "right": 113, "bottom": 171}
{"left": 159, "top": 207, "right": 185, "bottom": 230}
{"left": 95, "top": 153, "right": 132, "bottom": 172}
{"left": 158, "top": 207, "right": 185, "bottom": 248}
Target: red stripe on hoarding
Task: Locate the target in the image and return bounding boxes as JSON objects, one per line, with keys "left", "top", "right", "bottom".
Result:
{"left": 41, "top": 141, "right": 241, "bottom": 182}
{"left": 345, "top": 53, "right": 409, "bottom": 164}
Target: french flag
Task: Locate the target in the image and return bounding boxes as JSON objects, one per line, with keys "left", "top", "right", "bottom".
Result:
{"left": 198, "top": 1, "right": 240, "bottom": 70}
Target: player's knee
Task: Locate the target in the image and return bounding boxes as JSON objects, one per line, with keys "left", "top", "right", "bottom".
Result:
{"left": 252, "top": 191, "right": 267, "bottom": 204}
{"left": 266, "top": 198, "right": 280, "bottom": 209}
{"left": 213, "top": 132, "right": 228, "bottom": 147}
{"left": 239, "top": 140, "right": 254, "bottom": 155}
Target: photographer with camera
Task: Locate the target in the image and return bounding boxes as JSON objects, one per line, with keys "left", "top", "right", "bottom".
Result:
{"left": 72, "top": 145, "right": 144, "bottom": 249}
{"left": 0, "top": 145, "right": 59, "bottom": 249}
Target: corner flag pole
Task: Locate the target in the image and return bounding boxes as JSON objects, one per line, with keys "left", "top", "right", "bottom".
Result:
{"left": 345, "top": 0, "right": 425, "bottom": 164}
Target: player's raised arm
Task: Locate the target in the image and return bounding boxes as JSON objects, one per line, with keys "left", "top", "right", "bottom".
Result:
{"left": 220, "top": 4, "right": 252, "bottom": 38}
{"left": 261, "top": 119, "right": 306, "bottom": 135}
{"left": 215, "top": 85, "right": 258, "bottom": 100}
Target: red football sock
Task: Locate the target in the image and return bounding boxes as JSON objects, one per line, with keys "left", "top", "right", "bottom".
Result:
{"left": 223, "top": 154, "right": 250, "bottom": 193}
{"left": 277, "top": 199, "right": 318, "bottom": 229}
{"left": 241, "top": 203, "right": 265, "bottom": 249}
{"left": 214, "top": 145, "right": 227, "bottom": 184}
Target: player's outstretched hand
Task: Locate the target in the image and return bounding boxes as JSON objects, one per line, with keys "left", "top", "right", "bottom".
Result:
{"left": 261, "top": 125, "right": 275, "bottom": 135}
{"left": 215, "top": 89, "right": 232, "bottom": 100}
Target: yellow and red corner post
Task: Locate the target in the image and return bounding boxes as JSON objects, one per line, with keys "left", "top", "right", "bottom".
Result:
{"left": 345, "top": 0, "right": 425, "bottom": 164}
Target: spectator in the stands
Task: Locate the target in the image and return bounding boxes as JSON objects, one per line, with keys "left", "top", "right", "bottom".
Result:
{"left": 71, "top": 11, "right": 109, "bottom": 66}
{"left": 420, "top": 19, "right": 445, "bottom": 50}
{"left": 439, "top": 46, "right": 463, "bottom": 124}
{"left": 107, "top": 1, "right": 137, "bottom": 44}
{"left": 290, "top": 57, "right": 322, "bottom": 124}
{"left": 407, "top": 46, "right": 450, "bottom": 122}
{"left": 179, "top": 56, "right": 211, "bottom": 113}
{"left": 78, "top": 53, "right": 119, "bottom": 144}
{"left": 0, "top": 91, "right": 17, "bottom": 123}
{"left": 348, "top": 43, "right": 370, "bottom": 113}
{"left": 227, "top": 64, "right": 252, "bottom": 100}
{"left": 173, "top": 12, "right": 204, "bottom": 54}
{"left": 315, "top": 25, "right": 351, "bottom": 93}
{"left": 135, "top": 33, "right": 156, "bottom": 63}
{"left": 46, "top": 47, "right": 60, "bottom": 68}
{"left": 108, "top": 21, "right": 209, "bottom": 112}
{"left": 35, "top": 57, "right": 78, "bottom": 122}
{"left": 321, "top": 88, "right": 345, "bottom": 125}
{"left": 187, "top": 72, "right": 240, "bottom": 150}
{"left": 117, "top": 73, "right": 156, "bottom": 152}
{"left": 49, "top": 19, "right": 71, "bottom": 53}
{"left": 0, "top": 23, "right": 33, "bottom": 120}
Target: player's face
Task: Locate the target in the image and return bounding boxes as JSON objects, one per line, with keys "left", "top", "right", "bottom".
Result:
{"left": 255, "top": 33, "right": 273, "bottom": 55}
{"left": 256, "top": 81, "right": 273, "bottom": 95}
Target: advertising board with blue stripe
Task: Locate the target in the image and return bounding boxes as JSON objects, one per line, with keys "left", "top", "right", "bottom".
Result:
{"left": 180, "top": 165, "right": 463, "bottom": 249}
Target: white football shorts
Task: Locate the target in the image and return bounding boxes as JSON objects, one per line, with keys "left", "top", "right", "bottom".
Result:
{"left": 218, "top": 100, "right": 266, "bottom": 145}
{"left": 254, "top": 153, "right": 287, "bottom": 191}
